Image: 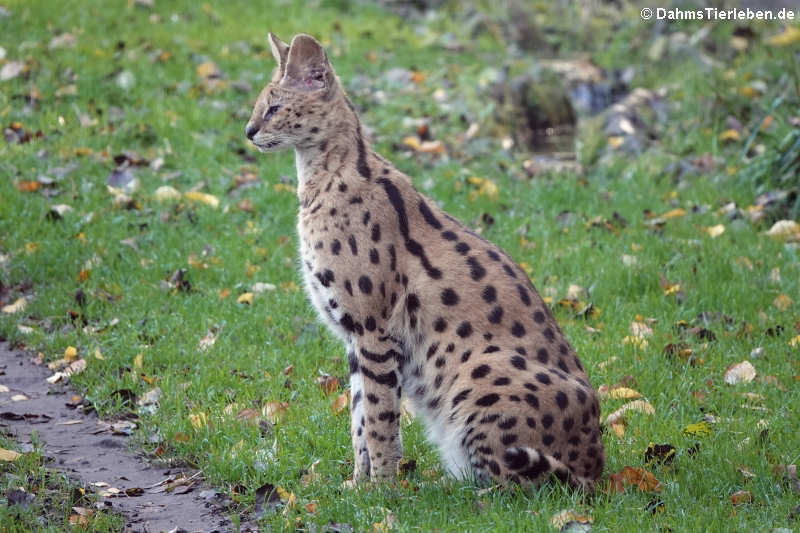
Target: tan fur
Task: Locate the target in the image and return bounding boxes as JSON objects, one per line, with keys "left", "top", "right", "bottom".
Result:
{"left": 245, "top": 33, "right": 604, "bottom": 488}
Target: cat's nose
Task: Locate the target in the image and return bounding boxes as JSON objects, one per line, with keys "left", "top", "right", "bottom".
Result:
{"left": 245, "top": 123, "right": 259, "bottom": 140}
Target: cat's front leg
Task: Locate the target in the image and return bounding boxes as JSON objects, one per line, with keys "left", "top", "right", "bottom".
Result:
{"left": 347, "top": 347, "right": 371, "bottom": 481}
{"left": 349, "top": 336, "right": 404, "bottom": 481}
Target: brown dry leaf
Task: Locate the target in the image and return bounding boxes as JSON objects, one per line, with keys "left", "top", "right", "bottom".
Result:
{"left": 332, "top": 391, "right": 349, "bottom": 414}
{"left": 724, "top": 360, "right": 757, "bottom": 385}
{"left": 282, "top": 364, "right": 294, "bottom": 376}
{"left": 236, "top": 408, "right": 261, "bottom": 425}
{"left": 218, "top": 288, "right": 231, "bottom": 299}
{"left": 198, "top": 329, "right": 217, "bottom": 351}
{"left": 661, "top": 208, "right": 687, "bottom": 219}
{"left": 607, "top": 466, "right": 662, "bottom": 493}
{"left": 730, "top": 490, "right": 752, "bottom": 505}
{"left": 305, "top": 501, "right": 318, "bottom": 514}
{"left": 0, "top": 448, "right": 22, "bottom": 461}
{"left": 773, "top": 294, "right": 793, "bottom": 311}
{"left": 604, "top": 399, "right": 654, "bottom": 425}
{"left": 317, "top": 374, "right": 340, "bottom": 395}
{"left": 263, "top": 402, "right": 289, "bottom": 423}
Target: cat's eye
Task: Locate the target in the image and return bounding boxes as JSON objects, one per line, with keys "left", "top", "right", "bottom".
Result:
{"left": 264, "top": 104, "right": 280, "bottom": 120}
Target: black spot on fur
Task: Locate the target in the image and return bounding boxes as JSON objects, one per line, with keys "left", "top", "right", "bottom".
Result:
{"left": 356, "top": 133, "right": 371, "bottom": 180}
{"left": 483, "top": 345, "right": 500, "bottom": 354}
{"left": 441, "top": 231, "right": 457, "bottom": 241}
{"left": 433, "top": 317, "right": 447, "bottom": 332}
{"left": 471, "top": 364, "right": 491, "bottom": 379}
{"left": 371, "top": 224, "right": 381, "bottom": 242}
{"left": 533, "top": 310, "right": 546, "bottom": 323}
{"left": 482, "top": 285, "right": 497, "bottom": 303}
{"left": 419, "top": 200, "right": 442, "bottom": 229}
{"left": 493, "top": 376, "right": 510, "bottom": 385}
{"left": 467, "top": 256, "right": 486, "bottom": 281}
{"left": 541, "top": 414, "right": 553, "bottom": 429}
{"left": 456, "top": 321, "right": 473, "bottom": 338}
{"left": 441, "top": 288, "right": 459, "bottom": 306}
{"left": 555, "top": 391, "right": 569, "bottom": 410}
{"left": 535, "top": 372, "right": 551, "bottom": 385}
{"left": 510, "top": 355, "right": 526, "bottom": 370}
{"left": 452, "top": 389, "right": 471, "bottom": 407}
{"left": 536, "top": 348, "right": 549, "bottom": 364}
{"left": 315, "top": 269, "right": 335, "bottom": 288}
{"left": 475, "top": 393, "right": 500, "bottom": 406}
{"left": 455, "top": 242, "right": 470, "bottom": 255}
{"left": 511, "top": 321, "right": 526, "bottom": 338}
{"left": 348, "top": 235, "right": 358, "bottom": 256}
{"left": 488, "top": 306, "right": 503, "bottom": 324}
{"left": 369, "top": 248, "right": 379, "bottom": 264}
{"left": 461, "top": 350, "right": 472, "bottom": 363}
{"left": 524, "top": 394, "right": 539, "bottom": 409}
{"left": 331, "top": 239, "right": 341, "bottom": 255}
{"left": 516, "top": 284, "right": 531, "bottom": 306}
{"left": 358, "top": 276, "right": 373, "bottom": 295}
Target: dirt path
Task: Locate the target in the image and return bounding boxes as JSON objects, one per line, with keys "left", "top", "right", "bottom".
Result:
{"left": 0, "top": 342, "right": 236, "bottom": 533}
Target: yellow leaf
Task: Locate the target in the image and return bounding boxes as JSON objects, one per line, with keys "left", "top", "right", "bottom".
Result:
{"left": 683, "top": 421, "right": 713, "bottom": 437}
{"left": 0, "top": 448, "right": 22, "bottom": 461}
{"left": 133, "top": 353, "right": 144, "bottom": 370}
{"left": 661, "top": 208, "right": 686, "bottom": 219}
{"left": 237, "top": 292, "right": 254, "bottom": 304}
{"left": 604, "top": 399, "right": 655, "bottom": 425}
{"left": 184, "top": 191, "right": 219, "bottom": 208}
{"left": 196, "top": 61, "right": 220, "bottom": 79}
{"left": 402, "top": 136, "right": 421, "bottom": 151}
{"left": 766, "top": 220, "right": 800, "bottom": 240}
{"left": 273, "top": 183, "right": 296, "bottom": 194}
{"left": 93, "top": 347, "right": 105, "bottom": 360}
{"left": 607, "top": 136, "right": 624, "bottom": 148}
{"left": 154, "top": 185, "right": 181, "bottom": 202}
{"left": 189, "top": 411, "right": 207, "bottom": 429}
{"left": 623, "top": 335, "right": 648, "bottom": 349}
{"left": 767, "top": 26, "right": 800, "bottom": 46}
{"left": 789, "top": 334, "right": 800, "bottom": 348}
{"left": 611, "top": 421, "right": 626, "bottom": 437}
{"left": 719, "top": 129, "right": 741, "bottom": 142}
{"left": 2, "top": 297, "right": 27, "bottom": 314}
{"left": 64, "top": 346, "right": 78, "bottom": 362}
{"left": 25, "top": 241, "right": 39, "bottom": 254}
{"left": 608, "top": 387, "right": 643, "bottom": 400}
{"left": 704, "top": 224, "right": 725, "bottom": 238}
{"left": 773, "top": 294, "right": 793, "bottom": 311}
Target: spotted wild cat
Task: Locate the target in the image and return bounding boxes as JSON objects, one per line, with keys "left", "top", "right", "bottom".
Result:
{"left": 245, "top": 33, "right": 604, "bottom": 489}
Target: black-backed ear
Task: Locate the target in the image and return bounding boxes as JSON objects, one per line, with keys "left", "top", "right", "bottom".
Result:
{"left": 268, "top": 32, "right": 289, "bottom": 79}
{"left": 281, "top": 33, "right": 332, "bottom": 92}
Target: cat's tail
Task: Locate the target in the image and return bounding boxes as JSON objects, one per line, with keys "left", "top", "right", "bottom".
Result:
{"left": 501, "top": 447, "right": 596, "bottom": 491}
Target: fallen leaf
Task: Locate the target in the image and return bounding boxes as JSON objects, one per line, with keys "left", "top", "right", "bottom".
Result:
{"left": 644, "top": 443, "right": 676, "bottom": 465}
{"left": 767, "top": 26, "right": 800, "bottom": 46}
{"left": 332, "top": 391, "right": 349, "bottom": 414}
{"left": 719, "top": 129, "right": 740, "bottom": 142}
{"left": 773, "top": 294, "right": 793, "bottom": 311}
{"left": 604, "top": 399, "right": 654, "bottom": 425}
{"left": 724, "top": 360, "right": 757, "bottom": 384}
{"left": 154, "top": 185, "right": 181, "bottom": 202}
{"left": 0, "top": 448, "right": 22, "bottom": 461}
{"left": 0, "top": 61, "right": 24, "bottom": 81}
{"left": 630, "top": 321, "right": 653, "bottom": 338}
{"left": 551, "top": 509, "right": 593, "bottom": 529}
{"left": 317, "top": 374, "right": 340, "bottom": 395}
{"left": 93, "top": 347, "right": 105, "bottom": 360}
{"left": 607, "top": 466, "right": 662, "bottom": 493}
{"left": 683, "top": 421, "right": 713, "bottom": 438}
{"left": 730, "top": 490, "right": 752, "bottom": 505}
{"left": 704, "top": 224, "right": 725, "bottom": 238}
{"left": 263, "top": 402, "right": 289, "bottom": 423}
{"left": 765, "top": 220, "right": 800, "bottom": 241}
{"left": 661, "top": 208, "right": 686, "bottom": 219}
{"left": 11, "top": 394, "right": 28, "bottom": 401}
{"left": 237, "top": 292, "right": 254, "bottom": 304}
{"left": 184, "top": 191, "right": 219, "bottom": 208}
{"left": 2, "top": 297, "right": 27, "bottom": 314}
{"left": 189, "top": 412, "right": 207, "bottom": 429}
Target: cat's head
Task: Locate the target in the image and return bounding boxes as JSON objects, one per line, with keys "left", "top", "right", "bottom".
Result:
{"left": 245, "top": 33, "right": 340, "bottom": 152}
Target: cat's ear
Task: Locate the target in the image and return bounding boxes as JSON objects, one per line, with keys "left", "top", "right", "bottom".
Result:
{"left": 268, "top": 32, "right": 289, "bottom": 78}
{"left": 281, "top": 33, "right": 332, "bottom": 92}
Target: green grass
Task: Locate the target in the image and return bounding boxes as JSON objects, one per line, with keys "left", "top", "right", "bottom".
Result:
{"left": 2, "top": 1, "right": 799, "bottom": 531}
{"left": 0, "top": 436, "right": 123, "bottom": 532}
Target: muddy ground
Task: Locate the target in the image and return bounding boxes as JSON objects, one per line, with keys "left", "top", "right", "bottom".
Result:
{"left": 0, "top": 342, "right": 238, "bottom": 533}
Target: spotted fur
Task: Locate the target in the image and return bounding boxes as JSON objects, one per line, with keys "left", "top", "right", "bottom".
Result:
{"left": 245, "top": 33, "right": 605, "bottom": 489}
